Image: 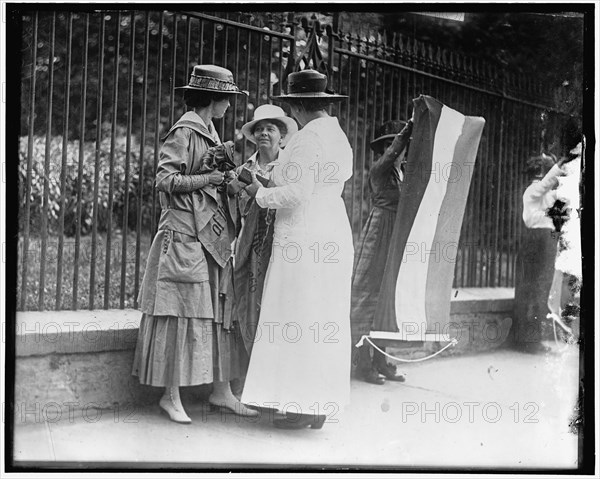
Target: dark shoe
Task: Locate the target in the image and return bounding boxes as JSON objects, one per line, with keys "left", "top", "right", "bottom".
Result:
{"left": 376, "top": 362, "right": 406, "bottom": 382}
{"left": 373, "top": 349, "right": 405, "bottom": 382}
{"left": 356, "top": 367, "right": 386, "bottom": 385}
{"left": 273, "top": 412, "right": 326, "bottom": 430}
{"left": 355, "top": 344, "right": 385, "bottom": 385}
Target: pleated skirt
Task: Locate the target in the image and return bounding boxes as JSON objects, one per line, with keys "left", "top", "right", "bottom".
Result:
{"left": 131, "top": 314, "right": 247, "bottom": 387}
{"left": 132, "top": 232, "right": 247, "bottom": 388}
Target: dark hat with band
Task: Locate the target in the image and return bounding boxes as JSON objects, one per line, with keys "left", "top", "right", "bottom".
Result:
{"left": 175, "top": 64, "right": 247, "bottom": 95}
{"left": 272, "top": 69, "right": 347, "bottom": 101}
{"left": 370, "top": 119, "right": 408, "bottom": 150}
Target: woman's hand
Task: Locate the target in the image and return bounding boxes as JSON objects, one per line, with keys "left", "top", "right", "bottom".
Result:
{"left": 244, "top": 171, "right": 262, "bottom": 197}
{"left": 207, "top": 170, "right": 225, "bottom": 185}
{"left": 227, "top": 178, "right": 245, "bottom": 195}
{"left": 557, "top": 153, "right": 577, "bottom": 169}
{"left": 224, "top": 170, "right": 237, "bottom": 182}
{"left": 386, "top": 121, "right": 413, "bottom": 157}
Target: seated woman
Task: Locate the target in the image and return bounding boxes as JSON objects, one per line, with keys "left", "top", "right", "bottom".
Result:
{"left": 229, "top": 104, "right": 298, "bottom": 360}
{"left": 351, "top": 119, "right": 413, "bottom": 384}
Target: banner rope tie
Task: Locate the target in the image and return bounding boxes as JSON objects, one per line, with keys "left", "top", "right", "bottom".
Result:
{"left": 359, "top": 336, "right": 458, "bottom": 363}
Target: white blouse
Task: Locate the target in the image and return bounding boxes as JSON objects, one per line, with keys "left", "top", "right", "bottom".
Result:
{"left": 522, "top": 164, "right": 565, "bottom": 229}
{"left": 255, "top": 116, "right": 353, "bottom": 244}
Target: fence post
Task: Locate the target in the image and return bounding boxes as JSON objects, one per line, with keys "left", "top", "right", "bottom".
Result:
{"left": 39, "top": 12, "right": 56, "bottom": 311}
{"left": 20, "top": 11, "right": 38, "bottom": 311}
{"left": 327, "top": 12, "right": 338, "bottom": 88}
{"left": 490, "top": 68, "right": 507, "bottom": 287}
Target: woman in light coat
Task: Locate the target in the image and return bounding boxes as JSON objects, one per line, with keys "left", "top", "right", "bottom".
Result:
{"left": 132, "top": 65, "right": 257, "bottom": 423}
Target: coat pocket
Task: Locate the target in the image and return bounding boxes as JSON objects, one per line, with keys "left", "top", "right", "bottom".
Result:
{"left": 157, "top": 238, "right": 209, "bottom": 283}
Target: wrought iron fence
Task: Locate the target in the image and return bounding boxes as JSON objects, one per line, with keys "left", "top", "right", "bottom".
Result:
{"left": 17, "top": 9, "right": 569, "bottom": 311}
{"left": 326, "top": 18, "right": 569, "bottom": 291}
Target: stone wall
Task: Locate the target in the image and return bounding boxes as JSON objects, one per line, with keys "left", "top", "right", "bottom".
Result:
{"left": 13, "top": 288, "right": 515, "bottom": 419}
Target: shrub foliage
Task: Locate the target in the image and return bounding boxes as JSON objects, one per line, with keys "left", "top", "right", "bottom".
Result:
{"left": 18, "top": 133, "right": 158, "bottom": 237}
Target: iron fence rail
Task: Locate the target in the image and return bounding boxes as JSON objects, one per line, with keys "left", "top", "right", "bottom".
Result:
{"left": 17, "top": 9, "right": 568, "bottom": 311}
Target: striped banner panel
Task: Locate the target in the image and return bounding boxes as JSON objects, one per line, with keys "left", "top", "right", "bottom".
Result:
{"left": 372, "top": 95, "right": 485, "bottom": 342}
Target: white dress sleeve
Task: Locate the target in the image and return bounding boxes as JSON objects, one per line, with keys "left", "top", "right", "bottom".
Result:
{"left": 255, "top": 130, "right": 321, "bottom": 209}
{"left": 522, "top": 164, "right": 563, "bottom": 229}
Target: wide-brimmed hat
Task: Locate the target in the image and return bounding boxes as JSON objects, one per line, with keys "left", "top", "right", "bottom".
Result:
{"left": 241, "top": 104, "right": 298, "bottom": 147}
{"left": 175, "top": 64, "right": 247, "bottom": 95}
{"left": 272, "top": 69, "right": 347, "bottom": 102}
{"left": 370, "top": 120, "right": 408, "bottom": 150}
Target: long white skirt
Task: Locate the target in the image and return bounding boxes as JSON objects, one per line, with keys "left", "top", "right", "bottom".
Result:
{"left": 241, "top": 198, "right": 353, "bottom": 416}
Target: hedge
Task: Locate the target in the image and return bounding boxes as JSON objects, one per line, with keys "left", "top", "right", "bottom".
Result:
{"left": 18, "top": 134, "right": 158, "bottom": 237}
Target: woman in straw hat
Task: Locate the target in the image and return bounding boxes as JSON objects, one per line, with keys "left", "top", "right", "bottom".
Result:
{"left": 132, "top": 65, "right": 258, "bottom": 423}
{"left": 228, "top": 104, "right": 298, "bottom": 361}
{"left": 351, "top": 119, "right": 413, "bottom": 385}
{"left": 240, "top": 70, "right": 354, "bottom": 429}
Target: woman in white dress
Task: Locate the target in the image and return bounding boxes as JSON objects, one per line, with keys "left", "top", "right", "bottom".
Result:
{"left": 240, "top": 70, "right": 354, "bottom": 429}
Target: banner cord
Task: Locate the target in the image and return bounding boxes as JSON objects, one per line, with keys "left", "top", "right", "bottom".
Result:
{"left": 360, "top": 336, "right": 458, "bottom": 363}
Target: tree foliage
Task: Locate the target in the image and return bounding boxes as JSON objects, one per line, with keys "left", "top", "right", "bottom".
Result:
{"left": 378, "top": 11, "right": 584, "bottom": 118}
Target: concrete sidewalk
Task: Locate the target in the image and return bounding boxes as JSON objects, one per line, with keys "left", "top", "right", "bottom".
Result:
{"left": 12, "top": 344, "right": 581, "bottom": 470}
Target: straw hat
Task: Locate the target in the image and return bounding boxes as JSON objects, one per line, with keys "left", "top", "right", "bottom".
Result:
{"left": 272, "top": 69, "right": 347, "bottom": 102}
{"left": 241, "top": 104, "right": 298, "bottom": 147}
{"left": 175, "top": 64, "right": 246, "bottom": 95}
